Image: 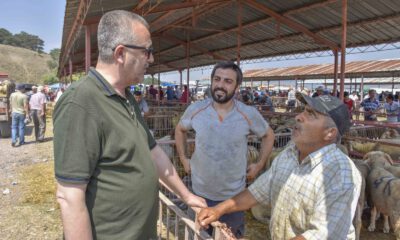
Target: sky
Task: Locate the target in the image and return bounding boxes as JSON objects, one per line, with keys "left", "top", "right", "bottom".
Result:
{"left": 1, "top": 1, "right": 399, "bottom": 83}
{"left": 0, "top": 0, "right": 65, "bottom": 53}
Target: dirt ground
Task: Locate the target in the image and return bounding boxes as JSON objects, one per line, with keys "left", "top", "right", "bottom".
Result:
{"left": 0, "top": 117, "right": 396, "bottom": 240}
{"left": 0, "top": 119, "right": 62, "bottom": 239}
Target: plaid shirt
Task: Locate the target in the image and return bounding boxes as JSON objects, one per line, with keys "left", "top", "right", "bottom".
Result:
{"left": 248, "top": 142, "right": 361, "bottom": 240}
{"left": 360, "top": 97, "right": 379, "bottom": 112}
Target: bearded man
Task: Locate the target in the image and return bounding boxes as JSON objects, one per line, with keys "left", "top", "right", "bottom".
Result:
{"left": 175, "top": 61, "right": 275, "bottom": 238}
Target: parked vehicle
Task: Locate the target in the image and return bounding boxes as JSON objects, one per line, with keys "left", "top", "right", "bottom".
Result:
{"left": 0, "top": 80, "right": 15, "bottom": 137}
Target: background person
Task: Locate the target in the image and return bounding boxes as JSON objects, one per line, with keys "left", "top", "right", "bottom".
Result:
{"left": 53, "top": 10, "right": 205, "bottom": 240}
{"left": 198, "top": 94, "right": 362, "bottom": 240}
{"left": 133, "top": 90, "right": 150, "bottom": 117}
{"left": 360, "top": 89, "right": 379, "bottom": 121}
{"left": 29, "top": 85, "right": 47, "bottom": 142}
{"left": 384, "top": 93, "right": 399, "bottom": 123}
{"left": 10, "top": 84, "right": 28, "bottom": 147}
{"left": 175, "top": 61, "right": 275, "bottom": 238}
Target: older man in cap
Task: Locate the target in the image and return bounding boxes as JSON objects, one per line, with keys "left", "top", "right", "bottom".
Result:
{"left": 10, "top": 84, "right": 29, "bottom": 147}
{"left": 29, "top": 85, "right": 47, "bottom": 142}
{"left": 198, "top": 94, "right": 362, "bottom": 240}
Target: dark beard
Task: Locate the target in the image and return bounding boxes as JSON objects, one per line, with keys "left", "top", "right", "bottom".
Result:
{"left": 211, "top": 87, "right": 235, "bottom": 104}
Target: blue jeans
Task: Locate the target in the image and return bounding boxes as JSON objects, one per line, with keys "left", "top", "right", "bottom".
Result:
{"left": 11, "top": 112, "right": 26, "bottom": 144}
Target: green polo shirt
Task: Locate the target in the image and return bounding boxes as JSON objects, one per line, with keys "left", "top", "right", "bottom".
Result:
{"left": 53, "top": 68, "right": 158, "bottom": 240}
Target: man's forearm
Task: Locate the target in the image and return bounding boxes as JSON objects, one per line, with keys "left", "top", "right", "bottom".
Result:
{"left": 215, "top": 189, "right": 258, "bottom": 215}
{"left": 59, "top": 199, "right": 93, "bottom": 240}
{"left": 174, "top": 125, "right": 189, "bottom": 165}
{"left": 57, "top": 183, "right": 92, "bottom": 240}
{"left": 151, "top": 145, "right": 191, "bottom": 199}
{"left": 257, "top": 128, "right": 275, "bottom": 169}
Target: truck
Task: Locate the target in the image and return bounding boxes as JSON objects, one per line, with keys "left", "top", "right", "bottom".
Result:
{"left": 0, "top": 80, "right": 15, "bottom": 137}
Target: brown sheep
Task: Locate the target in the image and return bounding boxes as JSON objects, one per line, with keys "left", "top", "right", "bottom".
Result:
{"left": 364, "top": 151, "right": 400, "bottom": 239}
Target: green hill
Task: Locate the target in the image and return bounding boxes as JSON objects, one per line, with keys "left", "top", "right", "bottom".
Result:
{"left": 0, "top": 44, "right": 53, "bottom": 84}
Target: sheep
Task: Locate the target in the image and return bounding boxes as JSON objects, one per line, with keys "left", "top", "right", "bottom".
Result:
{"left": 375, "top": 129, "right": 400, "bottom": 162}
{"left": 248, "top": 147, "right": 283, "bottom": 223}
{"left": 364, "top": 151, "right": 400, "bottom": 239}
{"left": 352, "top": 159, "right": 370, "bottom": 240}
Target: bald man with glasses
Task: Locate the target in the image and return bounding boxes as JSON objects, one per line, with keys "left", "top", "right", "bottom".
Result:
{"left": 53, "top": 10, "right": 206, "bottom": 240}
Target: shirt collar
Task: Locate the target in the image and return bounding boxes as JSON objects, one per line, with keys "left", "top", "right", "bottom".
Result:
{"left": 289, "top": 142, "right": 337, "bottom": 168}
{"left": 88, "top": 67, "right": 118, "bottom": 97}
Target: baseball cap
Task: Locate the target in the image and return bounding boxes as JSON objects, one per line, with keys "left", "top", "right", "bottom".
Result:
{"left": 296, "top": 93, "right": 351, "bottom": 135}
{"left": 133, "top": 91, "right": 142, "bottom": 96}
{"left": 16, "top": 84, "right": 25, "bottom": 90}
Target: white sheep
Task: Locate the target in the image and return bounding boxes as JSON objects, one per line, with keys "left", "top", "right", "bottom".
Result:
{"left": 364, "top": 151, "right": 400, "bottom": 239}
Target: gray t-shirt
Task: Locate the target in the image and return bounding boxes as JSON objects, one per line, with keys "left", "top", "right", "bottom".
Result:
{"left": 179, "top": 99, "right": 269, "bottom": 200}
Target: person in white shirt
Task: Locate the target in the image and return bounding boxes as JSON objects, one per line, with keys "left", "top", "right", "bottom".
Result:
{"left": 29, "top": 85, "right": 47, "bottom": 141}
{"left": 349, "top": 91, "right": 359, "bottom": 102}
{"left": 55, "top": 87, "right": 65, "bottom": 103}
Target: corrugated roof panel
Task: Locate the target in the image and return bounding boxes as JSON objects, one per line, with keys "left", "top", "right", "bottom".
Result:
{"left": 59, "top": 0, "right": 400, "bottom": 75}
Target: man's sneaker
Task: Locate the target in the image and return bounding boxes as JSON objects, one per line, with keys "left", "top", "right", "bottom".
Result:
{"left": 11, "top": 142, "right": 16, "bottom": 147}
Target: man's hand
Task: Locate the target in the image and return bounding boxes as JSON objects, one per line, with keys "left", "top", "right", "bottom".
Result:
{"left": 182, "top": 193, "right": 207, "bottom": 208}
{"left": 246, "top": 163, "right": 262, "bottom": 181}
{"left": 197, "top": 207, "right": 222, "bottom": 229}
{"left": 182, "top": 158, "right": 191, "bottom": 174}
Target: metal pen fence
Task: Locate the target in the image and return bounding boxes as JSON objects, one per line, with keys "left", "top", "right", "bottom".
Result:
{"left": 158, "top": 181, "right": 236, "bottom": 240}
{"left": 343, "top": 125, "right": 400, "bottom": 161}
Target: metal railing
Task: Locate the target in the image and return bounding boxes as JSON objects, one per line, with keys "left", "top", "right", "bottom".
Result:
{"left": 158, "top": 181, "right": 236, "bottom": 240}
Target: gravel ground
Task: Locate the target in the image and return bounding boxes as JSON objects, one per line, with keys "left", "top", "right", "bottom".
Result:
{"left": 0, "top": 120, "right": 62, "bottom": 239}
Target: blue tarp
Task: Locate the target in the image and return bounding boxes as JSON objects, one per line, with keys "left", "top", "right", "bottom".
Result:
{"left": 160, "top": 82, "right": 175, "bottom": 87}
{"left": 49, "top": 83, "right": 60, "bottom": 90}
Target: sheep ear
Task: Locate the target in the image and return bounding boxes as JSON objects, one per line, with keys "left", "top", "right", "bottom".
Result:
{"left": 384, "top": 153, "right": 394, "bottom": 165}
{"left": 363, "top": 152, "right": 371, "bottom": 160}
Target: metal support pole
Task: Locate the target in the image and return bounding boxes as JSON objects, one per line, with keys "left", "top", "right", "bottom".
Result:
{"left": 392, "top": 75, "right": 395, "bottom": 94}
{"left": 69, "top": 58, "right": 73, "bottom": 84}
{"left": 85, "top": 25, "right": 91, "bottom": 74}
{"left": 349, "top": 77, "right": 352, "bottom": 93}
{"left": 179, "top": 70, "right": 183, "bottom": 89}
{"left": 339, "top": 0, "right": 348, "bottom": 100}
{"left": 360, "top": 75, "right": 364, "bottom": 100}
{"left": 237, "top": 0, "right": 242, "bottom": 67}
{"left": 186, "top": 32, "right": 190, "bottom": 103}
{"left": 333, "top": 49, "right": 338, "bottom": 95}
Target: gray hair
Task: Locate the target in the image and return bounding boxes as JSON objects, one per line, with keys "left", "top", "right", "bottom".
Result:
{"left": 324, "top": 116, "right": 341, "bottom": 143}
{"left": 97, "top": 10, "right": 149, "bottom": 63}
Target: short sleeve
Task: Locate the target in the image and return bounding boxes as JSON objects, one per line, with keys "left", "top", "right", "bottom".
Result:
{"left": 142, "top": 100, "right": 149, "bottom": 113}
{"left": 248, "top": 165, "right": 274, "bottom": 205}
{"left": 249, "top": 106, "right": 269, "bottom": 138}
{"left": 178, "top": 103, "right": 198, "bottom": 130}
{"left": 53, "top": 102, "right": 101, "bottom": 183}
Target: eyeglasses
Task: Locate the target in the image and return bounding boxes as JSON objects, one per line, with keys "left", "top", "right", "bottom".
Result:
{"left": 112, "top": 44, "right": 153, "bottom": 59}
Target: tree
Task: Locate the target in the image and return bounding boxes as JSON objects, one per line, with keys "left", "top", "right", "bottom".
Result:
{"left": 0, "top": 28, "right": 12, "bottom": 44}
{"left": 143, "top": 76, "right": 158, "bottom": 85}
{"left": 47, "top": 48, "right": 60, "bottom": 70}
{"left": 42, "top": 71, "right": 59, "bottom": 85}
{"left": 49, "top": 48, "right": 60, "bottom": 61}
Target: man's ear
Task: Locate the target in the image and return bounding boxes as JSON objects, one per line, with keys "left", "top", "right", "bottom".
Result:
{"left": 113, "top": 46, "right": 125, "bottom": 64}
{"left": 323, "top": 127, "right": 338, "bottom": 142}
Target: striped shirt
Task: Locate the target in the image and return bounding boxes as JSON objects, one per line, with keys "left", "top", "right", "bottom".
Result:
{"left": 248, "top": 142, "right": 361, "bottom": 240}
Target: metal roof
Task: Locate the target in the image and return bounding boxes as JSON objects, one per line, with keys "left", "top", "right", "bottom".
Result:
{"left": 59, "top": 0, "right": 400, "bottom": 76}
{"left": 243, "top": 59, "right": 400, "bottom": 81}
